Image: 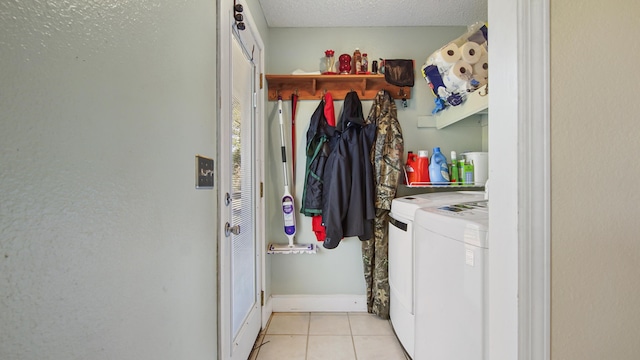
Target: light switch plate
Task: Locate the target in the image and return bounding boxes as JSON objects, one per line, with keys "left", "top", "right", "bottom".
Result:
{"left": 196, "top": 155, "right": 214, "bottom": 189}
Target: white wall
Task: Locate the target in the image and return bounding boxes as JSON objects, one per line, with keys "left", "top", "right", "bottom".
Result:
{"left": 551, "top": 1, "right": 640, "bottom": 358}
{"left": 0, "top": 1, "right": 218, "bottom": 359}
{"left": 264, "top": 27, "right": 484, "bottom": 296}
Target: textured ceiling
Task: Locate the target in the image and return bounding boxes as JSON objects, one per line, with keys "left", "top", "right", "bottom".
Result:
{"left": 257, "top": 0, "right": 487, "bottom": 28}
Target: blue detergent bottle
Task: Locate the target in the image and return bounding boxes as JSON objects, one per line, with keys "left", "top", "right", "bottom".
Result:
{"left": 429, "top": 147, "right": 450, "bottom": 184}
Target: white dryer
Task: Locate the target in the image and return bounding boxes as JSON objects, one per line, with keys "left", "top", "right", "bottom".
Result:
{"left": 388, "top": 191, "right": 484, "bottom": 358}
{"left": 413, "top": 200, "right": 489, "bottom": 360}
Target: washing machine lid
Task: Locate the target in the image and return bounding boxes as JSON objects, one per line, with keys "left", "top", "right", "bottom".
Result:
{"left": 390, "top": 191, "right": 485, "bottom": 220}
{"left": 415, "top": 201, "right": 489, "bottom": 248}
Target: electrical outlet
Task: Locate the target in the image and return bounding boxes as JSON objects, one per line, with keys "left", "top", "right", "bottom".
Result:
{"left": 196, "top": 155, "right": 214, "bottom": 189}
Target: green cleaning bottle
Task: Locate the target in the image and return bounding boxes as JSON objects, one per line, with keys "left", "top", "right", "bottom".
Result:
{"left": 458, "top": 159, "right": 466, "bottom": 185}
{"left": 464, "top": 161, "right": 475, "bottom": 185}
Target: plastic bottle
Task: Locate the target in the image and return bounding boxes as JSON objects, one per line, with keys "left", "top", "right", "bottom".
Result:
{"left": 450, "top": 151, "right": 458, "bottom": 183}
{"left": 361, "top": 53, "right": 369, "bottom": 74}
{"left": 457, "top": 159, "right": 466, "bottom": 184}
{"left": 352, "top": 48, "right": 362, "bottom": 74}
{"left": 463, "top": 161, "right": 475, "bottom": 184}
{"left": 416, "top": 150, "right": 430, "bottom": 183}
{"left": 428, "top": 147, "right": 450, "bottom": 184}
{"left": 405, "top": 151, "right": 418, "bottom": 185}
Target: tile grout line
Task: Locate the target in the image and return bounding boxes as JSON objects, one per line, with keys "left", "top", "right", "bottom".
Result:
{"left": 304, "top": 313, "right": 311, "bottom": 360}
{"left": 348, "top": 312, "right": 359, "bottom": 360}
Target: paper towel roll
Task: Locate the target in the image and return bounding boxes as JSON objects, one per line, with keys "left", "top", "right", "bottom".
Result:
{"left": 444, "top": 61, "right": 473, "bottom": 90}
{"left": 433, "top": 42, "right": 461, "bottom": 68}
{"left": 473, "top": 54, "right": 488, "bottom": 77}
{"left": 450, "top": 61, "right": 473, "bottom": 79}
{"left": 460, "top": 42, "right": 482, "bottom": 64}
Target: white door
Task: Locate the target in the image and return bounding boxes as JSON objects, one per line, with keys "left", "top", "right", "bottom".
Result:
{"left": 219, "top": 13, "right": 263, "bottom": 360}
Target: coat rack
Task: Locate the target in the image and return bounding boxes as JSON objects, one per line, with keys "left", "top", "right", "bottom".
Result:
{"left": 265, "top": 74, "right": 412, "bottom": 101}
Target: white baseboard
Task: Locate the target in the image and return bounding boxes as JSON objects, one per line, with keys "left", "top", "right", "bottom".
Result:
{"left": 269, "top": 294, "right": 368, "bottom": 313}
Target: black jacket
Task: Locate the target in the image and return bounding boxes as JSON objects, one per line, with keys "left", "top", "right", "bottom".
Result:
{"left": 322, "top": 91, "right": 376, "bottom": 249}
{"left": 300, "top": 99, "right": 335, "bottom": 216}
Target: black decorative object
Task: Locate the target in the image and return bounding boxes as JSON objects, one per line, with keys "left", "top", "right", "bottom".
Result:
{"left": 234, "top": 1, "right": 245, "bottom": 31}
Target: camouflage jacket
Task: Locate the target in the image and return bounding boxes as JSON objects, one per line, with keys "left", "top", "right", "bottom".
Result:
{"left": 365, "top": 90, "right": 404, "bottom": 211}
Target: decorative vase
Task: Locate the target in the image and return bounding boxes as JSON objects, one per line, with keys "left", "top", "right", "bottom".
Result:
{"left": 323, "top": 50, "right": 336, "bottom": 74}
{"left": 338, "top": 53, "right": 351, "bottom": 75}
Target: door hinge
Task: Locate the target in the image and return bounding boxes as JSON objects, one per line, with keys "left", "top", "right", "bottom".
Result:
{"left": 261, "top": 290, "right": 264, "bottom": 306}
{"left": 259, "top": 73, "right": 263, "bottom": 89}
{"left": 260, "top": 182, "right": 263, "bottom": 198}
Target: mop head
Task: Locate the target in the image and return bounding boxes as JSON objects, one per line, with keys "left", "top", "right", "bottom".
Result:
{"left": 267, "top": 242, "right": 316, "bottom": 254}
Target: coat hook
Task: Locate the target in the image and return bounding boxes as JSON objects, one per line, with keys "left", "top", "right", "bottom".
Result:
{"left": 399, "top": 88, "right": 408, "bottom": 108}
{"left": 479, "top": 84, "right": 488, "bottom": 96}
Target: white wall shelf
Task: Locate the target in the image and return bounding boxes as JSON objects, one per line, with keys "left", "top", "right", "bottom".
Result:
{"left": 433, "top": 84, "right": 488, "bottom": 129}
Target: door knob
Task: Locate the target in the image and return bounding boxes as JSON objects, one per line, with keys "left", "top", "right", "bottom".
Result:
{"left": 225, "top": 222, "right": 241, "bottom": 237}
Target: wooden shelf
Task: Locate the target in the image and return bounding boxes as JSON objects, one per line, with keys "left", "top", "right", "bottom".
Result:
{"left": 265, "top": 74, "right": 412, "bottom": 101}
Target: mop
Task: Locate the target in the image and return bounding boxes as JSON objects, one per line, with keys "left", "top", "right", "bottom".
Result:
{"left": 267, "top": 96, "right": 316, "bottom": 254}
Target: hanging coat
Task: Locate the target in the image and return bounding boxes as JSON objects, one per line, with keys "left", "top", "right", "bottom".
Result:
{"left": 322, "top": 91, "right": 376, "bottom": 249}
{"left": 365, "top": 89, "right": 405, "bottom": 211}
{"left": 362, "top": 89, "right": 404, "bottom": 319}
{"left": 300, "top": 99, "right": 335, "bottom": 217}
{"left": 309, "top": 92, "right": 337, "bottom": 241}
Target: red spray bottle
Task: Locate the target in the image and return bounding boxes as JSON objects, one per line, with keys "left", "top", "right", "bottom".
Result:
{"left": 405, "top": 151, "right": 418, "bottom": 185}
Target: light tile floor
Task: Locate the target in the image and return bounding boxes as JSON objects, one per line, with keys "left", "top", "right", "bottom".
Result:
{"left": 249, "top": 312, "right": 410, "bottom": 360}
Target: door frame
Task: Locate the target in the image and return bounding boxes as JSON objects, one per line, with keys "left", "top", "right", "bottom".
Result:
{"left": 488, "top": 0, "right": 551, "bottom": 359}
{"left": 218, "top": 1, "right": 265, "bottom": 359}
{"left": 215, "top": 1, "right": 552, "bottom": 358}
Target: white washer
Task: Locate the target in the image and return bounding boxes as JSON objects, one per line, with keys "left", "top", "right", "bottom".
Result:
{"left": 388, "top": 191, "right": 485, "bottom": 358}
{"left": 413, "top": 200, "right": 489, "bottom": 360}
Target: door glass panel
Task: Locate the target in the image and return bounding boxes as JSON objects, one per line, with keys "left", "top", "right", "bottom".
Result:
{"left": 231, "top": 38, "right": 256, "bottom": 339}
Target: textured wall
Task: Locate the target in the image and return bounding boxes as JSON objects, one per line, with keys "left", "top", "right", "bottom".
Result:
{"left": 264, "top": 26, "right": 484, "bottom": 295}
{"left": 258, "top": 0, "right": 487, "bottom": 27}
{"left": 0, "top": 1, "right": 218, "bottom": 359}
{"left": 551, "top": 0, "right": 640, "bottom": 358}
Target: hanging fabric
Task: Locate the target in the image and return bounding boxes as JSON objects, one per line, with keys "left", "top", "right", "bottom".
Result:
{"left": 324, "top": 92, "right": 336, "bottom": 127}
{"left": 361, "top": 89, "right": 404, "bottom": 319}
{"left": 309, "top": 92, "right": 337, "bottom": 241}
{"left": 321, "top": 91, "right": 376, "bottom": 249}
{"left": 300, "top": 98, "right": 335, "bottom": 220}
{"left": 383, "top": 59, "right": 415, "bottom": 87}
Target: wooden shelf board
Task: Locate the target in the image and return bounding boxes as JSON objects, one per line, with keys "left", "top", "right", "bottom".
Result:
{"left": 266, "top": 74, "right": 412, "bottom": 101}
